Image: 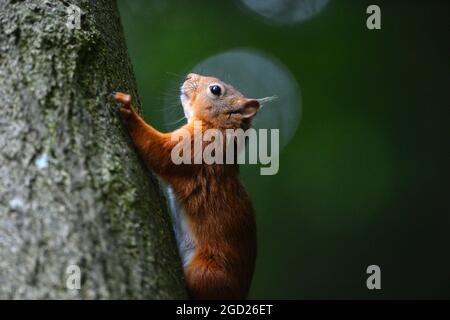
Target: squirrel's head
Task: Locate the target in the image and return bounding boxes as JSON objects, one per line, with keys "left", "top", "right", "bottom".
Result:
{"left": 180, "top": 73, "right": 275, "bottom": 129}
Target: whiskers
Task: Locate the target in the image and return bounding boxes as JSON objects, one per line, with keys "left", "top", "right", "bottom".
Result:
{"left": 164, "top": 115, "right": 188, "bottom": 127}
{"left": 155, "top": 71, "right": 194, "bottom": 129}
{"left": 165, "top": 71, "right": 184, "bottom": 79}
{"left": 184, "top": 79, "right": 199, "bottom": 94}
{"left": 152, "top": 72, "right": 185, "bottom": 112}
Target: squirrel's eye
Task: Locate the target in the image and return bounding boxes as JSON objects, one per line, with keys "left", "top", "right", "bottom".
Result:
{"left": 209, "top": 85, "right": 221, "bottom": 96}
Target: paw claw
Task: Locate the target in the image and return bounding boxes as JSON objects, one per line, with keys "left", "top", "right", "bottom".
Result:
{"left": 113, "top": 92, "right": 131, "bottom": 107}
{"left": 119, "top": 107, "right": 132, "bottom": 115}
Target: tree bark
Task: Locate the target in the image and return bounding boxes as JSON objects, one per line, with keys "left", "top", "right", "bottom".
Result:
{"left": 0, "top": 0, "right": 186, "bottom": 299}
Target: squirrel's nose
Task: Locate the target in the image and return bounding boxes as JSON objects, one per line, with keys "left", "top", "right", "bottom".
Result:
{"left": 185, "top": 73, "right": 197, "bottom": 81}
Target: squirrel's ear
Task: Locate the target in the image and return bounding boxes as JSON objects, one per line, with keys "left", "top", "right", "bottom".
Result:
{"left": 240, "top": 99, "right": 260, "bottom": 118}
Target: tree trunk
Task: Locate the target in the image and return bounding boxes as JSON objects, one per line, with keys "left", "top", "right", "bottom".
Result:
{"left": 0, "top": 0, "right": 186, "bottom": 299}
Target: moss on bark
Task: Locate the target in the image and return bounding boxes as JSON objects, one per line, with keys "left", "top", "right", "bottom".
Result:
{"left": 0, "top": 0, "right": 186, "bottom": 299}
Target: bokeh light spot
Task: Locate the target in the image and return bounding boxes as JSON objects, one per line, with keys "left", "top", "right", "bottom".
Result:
{"left": 164, "top": 48, "right": 302, "bottom": 150}
{"left": 240, "top": 0, "right": 330, "bottom": 25}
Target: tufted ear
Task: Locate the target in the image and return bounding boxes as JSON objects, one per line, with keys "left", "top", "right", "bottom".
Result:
{"left": 240, "top": 99, "right": 260, "bottom": 118}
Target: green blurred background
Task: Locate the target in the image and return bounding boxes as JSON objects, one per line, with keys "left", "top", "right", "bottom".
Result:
{"left": 117, "top": 0, "right": 450, "bottom": 298}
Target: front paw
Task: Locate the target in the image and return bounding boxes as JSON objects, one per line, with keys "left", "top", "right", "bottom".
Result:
{"left": 111, "top": 91, "right": 133, "bottom": 116}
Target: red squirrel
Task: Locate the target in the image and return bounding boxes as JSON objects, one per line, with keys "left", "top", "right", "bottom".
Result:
{"left": 113, "top": 73, "right": 267, "bottom": 299}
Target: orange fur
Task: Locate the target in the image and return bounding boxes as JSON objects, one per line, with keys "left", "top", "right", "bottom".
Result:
{"left": 113, "top": 74, "right": 260, "bottom": 299}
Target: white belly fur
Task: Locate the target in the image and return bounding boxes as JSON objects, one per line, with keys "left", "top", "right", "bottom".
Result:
{"left": 166, "top": 185, "right": 196, "bottom": 268}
